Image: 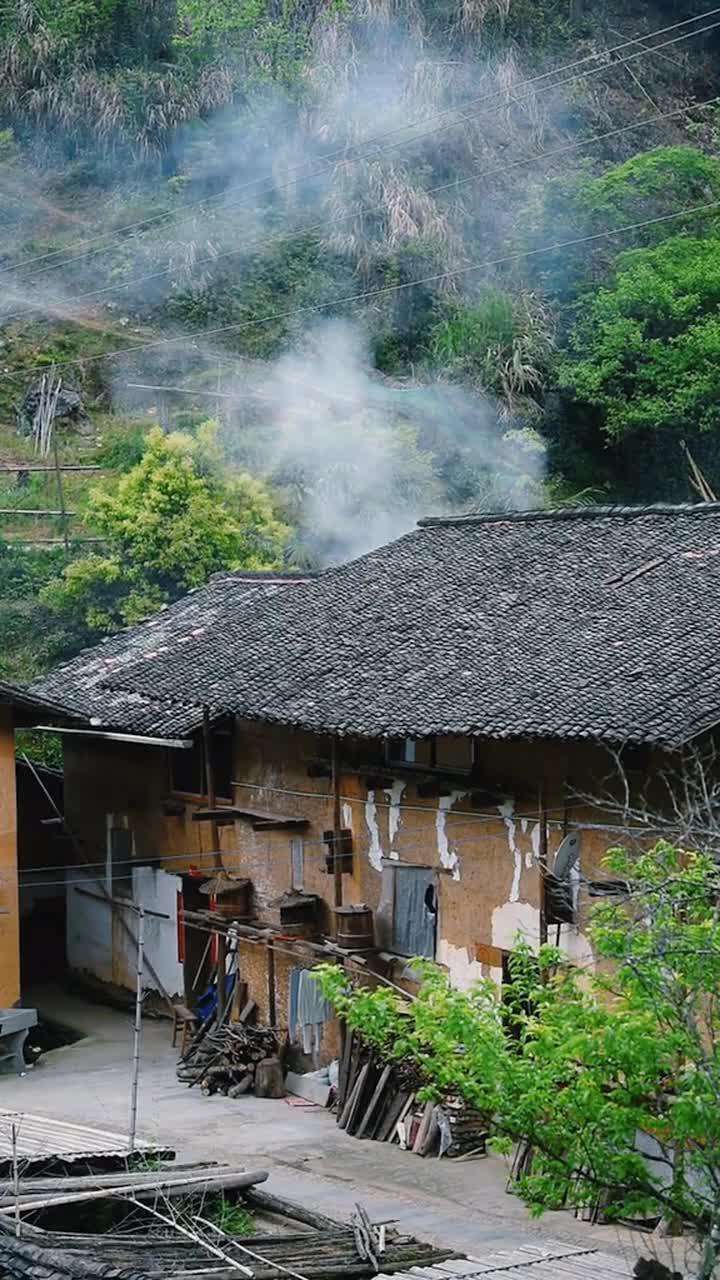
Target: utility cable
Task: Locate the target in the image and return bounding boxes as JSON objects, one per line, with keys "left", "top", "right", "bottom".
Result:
{"left": 4, "top": 90, "right": 719, "bottom": 328}
{"left": 2, "top": 5, "right": 718, "bottom": 283}
{"left": 11, "top": 814, "right": 658, "bottom": 889}
{"left": 5, "top": 194, "right": 719, "bottom": 384}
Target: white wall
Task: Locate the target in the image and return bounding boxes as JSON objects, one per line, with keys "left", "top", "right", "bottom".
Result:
{"left": 66, "top": 875, "right": 113, "bottom": 983}
{"left": 66, "top": 865, "right": 184, "bottom": 999}
{"left": 133, "top": 865, "right": 184, "bottom": 999}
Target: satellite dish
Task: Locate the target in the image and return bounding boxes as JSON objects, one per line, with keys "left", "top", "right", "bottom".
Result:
{"left": 552, "top": 832, "right": 581, "bottom": 881}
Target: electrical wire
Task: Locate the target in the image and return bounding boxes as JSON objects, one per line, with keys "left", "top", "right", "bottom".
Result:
{"left": 5, "top": 193, "right": 720, "bottom": 384}
{"left": 8, "top": 768, "right": 636, "bottom": 881}
{"left": 10, "top": 813, "right": 659, "bottom": 890}
{"left": 2, "top": 5, "right": 718, "bottom": 285}
{"left": 5, "top": 90, "right": 719, "bottom": 329}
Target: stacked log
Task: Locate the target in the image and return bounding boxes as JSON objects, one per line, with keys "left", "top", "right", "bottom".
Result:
{"left": 335, "top": 1030, "right": 487, "bottom": 1158}
{"left": 436, "top": 1100, "right": 488, "bottom": 1158}
{"left": 177, "top": 1024, "right": 280, "bottom": 1097}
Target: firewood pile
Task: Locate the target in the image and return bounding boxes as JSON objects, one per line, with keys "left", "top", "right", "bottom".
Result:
{"left": 177, "top": 1023, "right": 282, "bottom": 1098}
{"left": 335, "top": 1030, "right": 488, "bottom": 1158}
{"left": 0, "top": 1182, "right": 462, "bottom": 1280}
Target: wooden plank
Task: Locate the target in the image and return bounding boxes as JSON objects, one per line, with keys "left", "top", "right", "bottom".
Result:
{"left": 392, "top": 1093, "right": 416, "bottom": 1146}
{"left": 341, "top": 1063, "right": 369, "bottom": 1133}
{"left": 336, "top": 1024, "right": 354, "bottom": 1111}
{"left": 377, "top": 1089, "right": 409, "bottom": 1143}
{"left": 0, "top": 508, "right": 79, "bottom": 516}
{"left": 338, "top": 1037, "right": 362, "bottom": 1124}
{"left": 412, "top": 1101, "right": 434, "bottom": 1154}
{"left": 0, "top": 464, "right": 103, "bottom": 473}
{"left": 355, "top": 1064, "right": 392, "bottom": 1139}
{"left": 239, "top": 1000, "right": 257, "bottom": 1024}
{"left": 337, "top": 1064, "right": 365, "bottom": 1130}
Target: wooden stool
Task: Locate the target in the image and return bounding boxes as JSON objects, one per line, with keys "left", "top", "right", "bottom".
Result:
{"left": 171, "top": 1004, "right": 197, "bottom": 1055}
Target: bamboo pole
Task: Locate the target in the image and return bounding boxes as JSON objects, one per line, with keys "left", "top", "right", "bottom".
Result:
{"left": 52, "top": 435, "right": 70, "bottom": 554}
{"left": 203, "top": 706, "right": 227, "bottom": 1021}
{"left": 129, "top": 904, "right": 145, "bottom": 1153}
{"left": 11, "top": 1122, "right": 20, "bottom": 1238}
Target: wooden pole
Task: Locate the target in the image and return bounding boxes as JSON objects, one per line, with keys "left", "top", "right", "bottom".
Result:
{"left": 203, "top": 706, "right": 227, "bottom": 1021}
{"left": 331, "top": 737, "right": 343, "bottom": 910}
{"left": 267, "top": 940, "right": 276, "bottom": 1027}
{"left": 52, "top": 436, "right": 70, "bottom": 553}
{"left": 11, "top": 1121, "right": 20, "bottom": 1238}
{"left": 0, "top": 464, "right": 103, "bottom": 473}
{"left": 538, "top": 786, "right": 548, "bottom": 948}
{"left": 129, "top": 905, "right": 145, "bottom": 1153}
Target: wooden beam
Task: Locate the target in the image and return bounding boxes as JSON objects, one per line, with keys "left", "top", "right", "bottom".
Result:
{"left": 0, "top": 464, "right": 104, "bottom": 473}
{"left": 0, "top": 508, "right": 78, "bottom": 516}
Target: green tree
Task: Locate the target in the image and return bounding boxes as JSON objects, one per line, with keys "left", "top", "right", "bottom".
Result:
{"left": 527, "top": 146, "right": 720, "bottom": 300}
{"left": 42, "top": 423, "right": 288, "bottom": 642}
{"left": 315, "top": 842, "right": 720, "bottom": 1277}
{"left": 556, "top": 234, "right": 720, "bottom": 441}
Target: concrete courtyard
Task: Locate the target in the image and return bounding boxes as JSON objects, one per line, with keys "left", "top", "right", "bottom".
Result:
{"left": 0, "top": 987, "right": 693, "bottom": 1276}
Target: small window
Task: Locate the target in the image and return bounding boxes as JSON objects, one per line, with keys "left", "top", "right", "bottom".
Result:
{"left": 170, "top": 729, "right": 233, "bottom": 800}
{"left": 212, "top": 730, "right": 233, "bottom": 801}
{"left": 386, "top": 738, "right": 434, "bottom": 767}
{"left": 290, "top": 837, "right": 305, "bottom": 892}
{"left": 109, "top": 827, "right": 133, "bottom": 897}
{"left": 391, "top": 865, "right": 437, "bottom": 958}
{"left": 171, "top": 737, "right": 204, "bottom": 795}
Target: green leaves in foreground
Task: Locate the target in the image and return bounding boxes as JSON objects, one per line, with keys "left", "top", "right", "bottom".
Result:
{"left": 314, "top": 842, "right": 720, "bottom": 1239}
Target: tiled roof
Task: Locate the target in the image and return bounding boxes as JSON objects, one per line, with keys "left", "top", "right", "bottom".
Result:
{"left": 0, "top": 678, "right": 82, "bottom": 722}
{"left": 29, "top": 571, "right": 314, "bottom": 739}
{"left": 93, "top": 502, "right": 720, "bottom": 747}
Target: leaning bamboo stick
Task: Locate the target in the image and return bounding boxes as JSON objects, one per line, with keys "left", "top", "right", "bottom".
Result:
{"left": 0, "top": 1168, "right": 268, "bottom": 1215}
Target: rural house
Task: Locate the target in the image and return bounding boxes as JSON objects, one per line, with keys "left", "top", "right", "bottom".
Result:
{"left": 29, "top": 503, "right": 720, "bottom": 1056}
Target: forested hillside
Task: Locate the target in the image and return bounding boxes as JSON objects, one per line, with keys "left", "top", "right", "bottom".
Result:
{"left": 1, "top": 0, "right": 719, "bottom": 680}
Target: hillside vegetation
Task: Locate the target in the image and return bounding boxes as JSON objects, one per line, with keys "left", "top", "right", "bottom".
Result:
{"left": 1, "top": 0, "right": 719, "bottom": 677}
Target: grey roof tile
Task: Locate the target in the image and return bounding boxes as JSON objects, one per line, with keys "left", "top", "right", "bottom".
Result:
{"left": 34, "top": 504, "right": 720, "bottom": 747}
{"left": 29, "top": 572, "right": 314, "bottom": 738}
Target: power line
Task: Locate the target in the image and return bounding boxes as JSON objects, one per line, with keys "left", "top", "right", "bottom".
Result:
{"left": 3, "top": 6, "right": 718, "bottom": 286}
{"left": 6, "top": 90, "right": 719, "bottom": 331}
{"left": 7, "top": 804, "right": 659, "bottom": 894}
{"left": 5, "top": 195, "right": 720, "bottom": 385}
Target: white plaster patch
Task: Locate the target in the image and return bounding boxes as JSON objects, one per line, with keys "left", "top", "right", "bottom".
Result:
{"left": 530, "top": 821, "right": 541, "bottom": 868}
{"left": 557, "top": 925, "right": 594, "bottom": 969}
{"left": 342, "top": 803, "right": 353, "bottom": 831}
{"left": 498, "top": 799, "right": 521, "bottom": 902}
{"left": 383, "top": 780, "right": 406, "bottom": 850}
{"left": 437, "top": 938, "right": 483, "bottom": 991}
{"left": 491, "top": 900, "right": 541, "bottom": 954}
{"left": 436, "top": 790, "right": 468, "bottom": 881}
{"left": 365, "top": 791, "right": 383, "bottom": 871}
{"left": 569, "top": 855, "right": 581, "bottom": 912}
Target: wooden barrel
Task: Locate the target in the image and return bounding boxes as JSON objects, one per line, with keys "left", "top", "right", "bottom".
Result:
{"left": 334, "top": 904, "right": 374, "bottom": 950}
{"left": 213, "top": 881, "right": 251, "bottom": 918}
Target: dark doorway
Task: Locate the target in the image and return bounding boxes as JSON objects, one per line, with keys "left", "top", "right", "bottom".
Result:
{"left": 17, "top": 761, "right": 68, "bottom": 984}
{"left": 182, "top": 877, "right": 211, "bottom": 1009}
